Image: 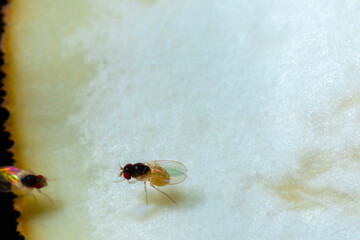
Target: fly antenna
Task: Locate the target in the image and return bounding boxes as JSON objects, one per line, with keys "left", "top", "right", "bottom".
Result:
{"left": 114, "top": 162, "right": 125, "bottom": 183}
{"left": 118, "top": 162, "right": 124, "bottom": 177}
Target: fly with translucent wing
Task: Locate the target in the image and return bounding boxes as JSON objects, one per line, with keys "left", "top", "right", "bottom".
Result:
{"left": 0, "top": 166, "right": 48, "bottom": 195}
{"left": 119, "top": 160, "right": 187, "bottom": 204}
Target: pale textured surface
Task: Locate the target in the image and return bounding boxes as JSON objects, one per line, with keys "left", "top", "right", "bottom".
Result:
{"left": 66, "top": 0, "right": 360, "bottom": 239}
{"left": 6, "top": 0, "right": 360, "bottom": 239}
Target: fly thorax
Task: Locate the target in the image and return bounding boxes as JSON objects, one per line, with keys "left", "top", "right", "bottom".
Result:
{"left": 131, "top": 163, "right": 150, "bottom": 178}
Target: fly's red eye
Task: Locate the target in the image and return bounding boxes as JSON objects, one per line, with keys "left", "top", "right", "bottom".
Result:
{"left": 35, "top": 184, "right": 42, "bottom": 189}
{"left": 123, "top": 173, "right": 131, "bottom": 180}
{"left": 38, "top": 175, "right": 44, "bottom": 179}
{"left": 125, "top": 164, "right": 132, "bottom": 168}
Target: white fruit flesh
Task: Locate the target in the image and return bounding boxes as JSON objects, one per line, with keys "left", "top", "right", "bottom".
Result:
{"left": 3, "top": 0, "right": 360, "bottom": 239}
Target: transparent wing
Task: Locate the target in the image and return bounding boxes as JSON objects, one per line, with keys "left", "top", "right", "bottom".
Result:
{"left": 0, "top": 166, "right": 23, "bottom": 192}
{"left": 145, "top": 160, "right": 187, "bottom": 185}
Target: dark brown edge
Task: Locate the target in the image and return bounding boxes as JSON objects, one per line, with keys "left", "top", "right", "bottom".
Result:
{"left": 0, "top": 1, "right": 24, "bottom": 239}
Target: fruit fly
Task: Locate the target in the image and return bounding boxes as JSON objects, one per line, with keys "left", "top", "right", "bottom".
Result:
{"left": 119, "top": 160, "right": 187, "bottom": 204}
{"left": 0, "top": 166, "right": 48, "bottom": 196}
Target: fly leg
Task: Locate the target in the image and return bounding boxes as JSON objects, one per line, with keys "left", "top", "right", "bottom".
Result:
{"left": 38, "top": 189, "right": 54, "bottom": 203}
{"left": 28, "top": 193, "right": 37, "bottom": 202}
{"left": 144, "top": 182, "right": 148, "bottom": 204}
{"left": 113, "top": 179, "right": 125, "bottom": 183}
{"left": 150, "top": 183, "right": 175, "bottom": 204}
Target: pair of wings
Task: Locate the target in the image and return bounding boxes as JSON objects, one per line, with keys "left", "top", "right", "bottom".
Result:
{"left": 145, "top": 160, "right": 187, "bottom": 185}
{"left": 0, "top": 166, "right": 25, "bottom": 192}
